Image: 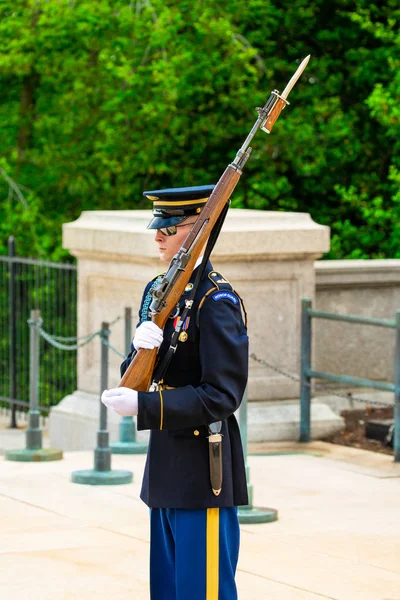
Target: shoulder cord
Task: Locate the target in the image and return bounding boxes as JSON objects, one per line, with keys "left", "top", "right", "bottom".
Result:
{"left": 152, "top": 202, "right": 230, "bottom": 385}
{"left": 141, "top": 274, "right": 165, "bottom": 323}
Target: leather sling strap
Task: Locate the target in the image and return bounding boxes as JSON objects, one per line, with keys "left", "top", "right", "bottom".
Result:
{"left": 152, "top": 202, "right": 230, "bottom": 385}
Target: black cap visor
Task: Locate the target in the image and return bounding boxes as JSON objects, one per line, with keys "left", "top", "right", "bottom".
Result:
{"left": 147, "top": 215, "right": 187, "bottom": 230}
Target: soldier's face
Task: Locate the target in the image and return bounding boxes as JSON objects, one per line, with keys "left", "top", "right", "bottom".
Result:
{"left": 154, "top": 218, "right": 197, "bottom": 262}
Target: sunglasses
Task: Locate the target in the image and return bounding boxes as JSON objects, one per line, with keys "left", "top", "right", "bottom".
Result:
{"left": 158, "top": 221, "right": 196, "bottom": 236}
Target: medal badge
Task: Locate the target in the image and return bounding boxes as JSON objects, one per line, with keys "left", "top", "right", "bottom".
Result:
{"left": 176, "top": 316, "right": 190, "bottom": 342}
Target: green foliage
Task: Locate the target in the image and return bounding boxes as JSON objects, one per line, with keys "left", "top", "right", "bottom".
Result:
{"left": 0, "top": 0, "right": 399, "bottom": 259}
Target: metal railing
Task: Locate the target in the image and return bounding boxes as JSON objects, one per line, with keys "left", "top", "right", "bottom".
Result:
{"left": 300, "top": 297, "right": 400, "bottom": 461}
{"left": 0, "top": 237, "right": 77, "bottom": 425}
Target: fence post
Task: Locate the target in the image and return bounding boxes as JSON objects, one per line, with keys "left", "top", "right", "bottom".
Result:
{"left": 96, "top": 320, "right": 112, "bottom": 471}
{"left": 111, "top": 307, "right": 148, "bottom": 454}
{"left": 71, "top": 321, "right": 133, "bottom": 485}
{"left": 26, "top": 309, "right": 42, "bottom": 450}
{"left": 8, "top": 236, "right": 17, "bottom": 428}
{"left": 238, "top": 388, "right": 278, "bottom": 524}
{"left": 300, "top": 298, "right": 312, "bottom": 442}
{"left": 394, "top": 310, "right": 400, "bottom": 462}
{"left": 5, "top": 310, "right": 63, "bottom": 461}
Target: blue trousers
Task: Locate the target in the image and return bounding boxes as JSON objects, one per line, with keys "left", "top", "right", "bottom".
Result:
{"left": 150, "top": 507, "right": 240, "bottom": 600}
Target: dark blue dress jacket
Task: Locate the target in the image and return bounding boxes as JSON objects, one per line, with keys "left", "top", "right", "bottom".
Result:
{"left": 120, "top": 261, "right": 249, "bottom": 509}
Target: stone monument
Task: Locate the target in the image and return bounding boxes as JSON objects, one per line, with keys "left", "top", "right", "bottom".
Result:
{"left": 49, "top": 209, "right": 343, "bottom": 449}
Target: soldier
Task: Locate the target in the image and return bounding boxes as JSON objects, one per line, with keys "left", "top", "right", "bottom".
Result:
{"left": 102, "top": 186, "right": 248, "bottom": 600}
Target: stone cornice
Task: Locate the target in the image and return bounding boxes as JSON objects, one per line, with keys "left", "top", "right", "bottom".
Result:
{"left": 63, "top": 209, "right": 330, "bottom": 260}
{"left": 316, "top": 259, "right": 400, "bottom": 288}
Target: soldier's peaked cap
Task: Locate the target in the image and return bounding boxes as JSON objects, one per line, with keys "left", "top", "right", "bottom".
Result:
{"left": 144, "top": 185, "right": 215, "bottom": 230}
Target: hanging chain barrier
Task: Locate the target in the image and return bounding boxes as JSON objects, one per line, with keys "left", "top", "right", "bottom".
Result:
{"left": 250, "top": 353, "right": 394, "bottom": 408}
{"left": 0, "top": 309, "right": 131, "bottom": 419}
{"left": 29, "top": 315, "right": 126, "bottom": 358}
{"left": 16, "top": 303, "right": 400, "bottom": 459}
{"left": 34, "top": 315, "right": 394, "bottom": 408}
{"left": 101, "top": 338, "right": 126, "bottom": 359}
{"left": 46, "top": 315, "right": 123, "bottom": 345}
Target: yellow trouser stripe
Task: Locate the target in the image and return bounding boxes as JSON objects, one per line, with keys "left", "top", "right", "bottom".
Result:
{"left": 206, "top": 508, "right": 219, "bottom": 600}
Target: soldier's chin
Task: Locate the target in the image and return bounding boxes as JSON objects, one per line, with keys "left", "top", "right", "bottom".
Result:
{"left": 158, "top": 249, "right": 169, "bottom": 262}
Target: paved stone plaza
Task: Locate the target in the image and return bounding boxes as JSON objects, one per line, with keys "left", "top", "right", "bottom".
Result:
{"left": 1, "top": 430, "right": 400, "bottom": 600}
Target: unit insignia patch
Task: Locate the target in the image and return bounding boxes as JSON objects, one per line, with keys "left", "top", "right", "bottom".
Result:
{"left": 211, "top": 292, "right": 239, "bottom": 305}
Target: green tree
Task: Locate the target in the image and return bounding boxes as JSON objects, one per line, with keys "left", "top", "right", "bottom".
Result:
{"left": 0, "top": 0, "right": 399, "bottom": 260}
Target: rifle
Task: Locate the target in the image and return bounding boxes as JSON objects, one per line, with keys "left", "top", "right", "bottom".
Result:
{"left": 120, "top": 55, "right": 311, "bottom": 392}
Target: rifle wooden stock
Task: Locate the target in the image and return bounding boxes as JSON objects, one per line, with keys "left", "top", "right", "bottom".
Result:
{"left": 119, "top": 347, "right": 158, "bottom": 391}
{"left": 119, "top": 164, "right": 241, "bottom": 392}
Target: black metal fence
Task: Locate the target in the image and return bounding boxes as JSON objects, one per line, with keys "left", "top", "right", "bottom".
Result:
{"left": 0, "top": 237, "right": 77, "bottom": 425}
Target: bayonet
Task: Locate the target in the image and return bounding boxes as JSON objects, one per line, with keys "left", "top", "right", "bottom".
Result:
{"left": 231, "top": 55, "right": 311, "bottom": 170}
{"left": 281, "top": 54, "right": 311, "bottom": 101}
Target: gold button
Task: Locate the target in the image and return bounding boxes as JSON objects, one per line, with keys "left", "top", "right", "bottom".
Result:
{"left": 194, "top": 430, "right": 200, "bottom": 436}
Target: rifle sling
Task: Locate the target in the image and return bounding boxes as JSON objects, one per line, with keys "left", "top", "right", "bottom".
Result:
{"left": 152, "top": 202, "right": 230, "bottom": 385}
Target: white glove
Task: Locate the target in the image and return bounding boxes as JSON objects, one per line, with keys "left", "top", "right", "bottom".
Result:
{"left": 133, "top": 321, "right": 163, "bottom": 350}
{"left": 101, "top": 387, "right": 138, "bottom": 416}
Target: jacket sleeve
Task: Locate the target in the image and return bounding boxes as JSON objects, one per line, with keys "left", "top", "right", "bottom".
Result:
{"left": 137, "top": 292, "right": 249, "bottom": 431}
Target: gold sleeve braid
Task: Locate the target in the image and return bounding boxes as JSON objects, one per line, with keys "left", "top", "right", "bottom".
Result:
{"left": 158, "top": 387, "right": 164, "bottom": 430}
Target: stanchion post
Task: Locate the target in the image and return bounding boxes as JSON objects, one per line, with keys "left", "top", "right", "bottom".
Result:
{"left": 111, "top": 307, "right": 148, "bottom": 454}
{"left": 71, "top": 321, "right": 133, "bottom": 485}
{"left": 8, "top": 236, "right": 17, "bottom": 428}
{"left": 300, "top": 298, "right": 312, "bottom": 442}
{"left": 124, "top": 307, "right": 132, "bottom": 355}
{"left": 239, "top": 387, "right": 251, "bottom": 504}
{"left": 238, "top": 388, "right": 278, "bottom": 524}
{"left": 94, "top": 321, "right": 112, "bottom": 471}
{"left": 394, "top": 310, "right": 400, "bottom": 462}
{"left": 26, "top": 309, "right": 42, "bottom": 450}
{"left": 5, "top": 310, "right": 63, "bottom": 461}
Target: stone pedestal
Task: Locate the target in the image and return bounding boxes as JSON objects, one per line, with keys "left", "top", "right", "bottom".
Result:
{"left": 49, "top": 209, "right": 331, "bottom": 450}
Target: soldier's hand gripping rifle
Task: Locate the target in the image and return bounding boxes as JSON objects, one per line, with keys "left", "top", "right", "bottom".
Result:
{"left": 120, "top": 55, "right": 311, "bottom": 392}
